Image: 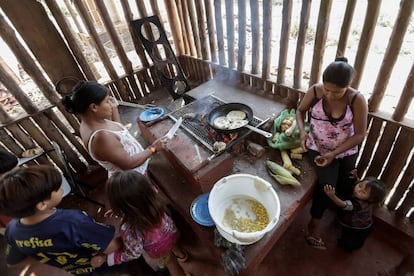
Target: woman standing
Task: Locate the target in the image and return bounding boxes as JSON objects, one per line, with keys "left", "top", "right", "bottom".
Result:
{"left": 61, "top": 81, "right": 163, "bottom": 177}
{"left": 296, "top": 57, "right": 368, "bottom": 249}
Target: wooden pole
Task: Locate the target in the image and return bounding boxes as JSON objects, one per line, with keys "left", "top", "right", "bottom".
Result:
{"left": 175, "top": 0, "right": 190, "bottom": 55}
{"left": 392, "top": 62, "right": 414, "bottom": 122}
{"left": 63, "top": 0, "right": 86, "bottom": 34}
{"left": 336, "top": 0, "right": 356, "bottom": 57}
{"left": 350, "top": 0, "right": 381, "bottom": 89}
{"left": 194, "top": 1, "right": 209, "bottom": 60}
{"left": 45, "top": 0, "right": 96, "bottom": 80}
{"left": 250, "top": 0, "right": 260, "bottom": 74}
{"left": 369, "top": 0, "right": 414, "bottom": 112}
{"left": 293, "top": 0, "right": 311, "bottom": 89}
{"left": 277, "top": 0, "right": 292, "bottom": 85}
{"left": 164, "top": 0, "right": 185, "bottom": 55}
{"left": 94, "top": 0, "right": 140, "bottom": 99}
{"left": 262, "top": 0, "right": 272, "bottom": 87}
{"left": 237, "top": 0, "right": 246, "bottom": 72}
{"left": 74, "top": 0, "right": 127, "bottom": 99}
{"left": 204, "top": 0, "right": 218, "bottom": 63}
{"left": 187, "top": 0, "right": 202, "bottom": 58}
{"left": 214, "top": 0, "right": 225, "bottom": 66}
{"left": 225, "top": 0, "right": 235, "bottom": 69}
{"left": 181, "top": 0, "right": 197, "bottom": 57}
{"left": 309, "top": 0, "right": 332, "bottom": 86}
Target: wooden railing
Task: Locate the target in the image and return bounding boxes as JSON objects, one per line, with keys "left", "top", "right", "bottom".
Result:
{"left": 0, "top": 1, "right": 412, "bottom": 220}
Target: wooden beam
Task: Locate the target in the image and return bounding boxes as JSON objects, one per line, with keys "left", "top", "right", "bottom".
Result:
{"left": 277, "top": 0, "right": 293, "bottom": 85}
{"left": 336, "top": 0, "right": 356, "bottom": 57}
{"left": 204, "top": 0, "right": 218, "bottom": 63}
{"left": 351, "top": 0, "right": 381, "bottom": 89}
{"left": 393, "top": 62, "right": 414, "bottom": 122}
{"left": 225, "top": 0, "right": 235, "bottom": 68}
{"left": 214, "top": 0, "right": 225, "bottom": 65}
{"left": 293, "top": 0, "right": 311, "bottom": 89}
{"left": 194, "top": 1, "right": 209, "bottom": 60}
{"left": 309, "top": 0, "right": 332, "bottom": 86}
{"left": 237, "top": 0, "right": 246, "bottom": 72}
{"left": 368, "top": 0, "right": 414, "bottom": 112}
{"left": 261, "top": 0, "right": 272, "bottom": 86}
{"left": 250, "top": 0, "right": 260, "bottom": 74}
{"left": 164, "top": 0, "right": 185, "bottom": 56}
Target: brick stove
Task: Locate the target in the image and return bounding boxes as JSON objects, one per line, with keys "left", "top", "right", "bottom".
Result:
{"left": 138, "top": 94, "right": 267, "bottom": 193}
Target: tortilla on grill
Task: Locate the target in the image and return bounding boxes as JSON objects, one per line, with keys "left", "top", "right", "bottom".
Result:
{"left": 213, "top": 116, "right": 231, "bottom": 129}
{"left": 229, "top": 119, "right": 248, "bottom": 130}
{"left": 226, "top": 110, "right": 246, "bottom": 121}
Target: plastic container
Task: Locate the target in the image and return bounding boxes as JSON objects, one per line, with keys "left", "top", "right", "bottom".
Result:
{"left": 208, "top": 174, "right": 281, "bottom": 245}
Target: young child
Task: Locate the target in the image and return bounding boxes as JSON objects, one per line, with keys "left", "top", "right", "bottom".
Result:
{"left": 0, "top": 165, "right": 121, "bottom": 275}
{"left": 98, "top": 170, "right": 188, "bottom": 276}
{"left": 0, "top": 150, "right": 18, "bottom": 235}
{"left": 324, "top": 177, "right": 387, "bottom": 251}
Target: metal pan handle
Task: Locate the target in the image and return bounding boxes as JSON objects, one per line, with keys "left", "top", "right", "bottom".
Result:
{"left": 243, "top": 124, "right": 272, "bottom": 138}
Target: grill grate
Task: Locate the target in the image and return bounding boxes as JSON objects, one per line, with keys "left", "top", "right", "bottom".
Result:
{"left": 169, "top": 95, "right": 264, "bottom": 152}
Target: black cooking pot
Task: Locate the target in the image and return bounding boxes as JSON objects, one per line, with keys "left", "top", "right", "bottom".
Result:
{"left": 207, "top": 103, "right": 253, "bottom": 134}
{"left": 207, "top": 103, "right": 273, "bottom": 138}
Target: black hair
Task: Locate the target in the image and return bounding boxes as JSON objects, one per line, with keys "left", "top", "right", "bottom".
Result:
{"left": 363, "top": 177, "right": 387, "bottom": 204}
{"left": 106, "top": 170, "right": 166, "bottom": 232}
{"left": 61, "top": 81, "right": 109, "bottom": 114}
{"left": 0, "top": 165, "right": 62, "bottom": 218}
{"left": 322, "top": 56, "right": 354, "bottom": 88}
{"left": 0, "top": 151, "right": 18, "bottom": 174}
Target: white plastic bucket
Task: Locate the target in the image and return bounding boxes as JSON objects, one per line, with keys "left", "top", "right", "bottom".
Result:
{"left": 208, "top": 174, "right": 281, "bottom": 245}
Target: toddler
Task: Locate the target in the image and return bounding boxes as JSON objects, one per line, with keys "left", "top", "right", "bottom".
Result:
{"left": 324, "top": 177, "right": 386, "bottom": 251}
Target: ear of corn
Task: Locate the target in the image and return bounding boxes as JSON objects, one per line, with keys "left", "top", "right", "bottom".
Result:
{"left": 284, "top": 119, "right": 297, "bottom": 136}
{"left": 280, "top": 150, "right": 292, "bottom": 169}
{"left": 290, "top": 147, "right": 305, "bottom": 154}
{"left": 266, "top": 160, "right": 301, "bottom": 186}
{"left": 290, "top": 153, "right": 302, "bottom": 160}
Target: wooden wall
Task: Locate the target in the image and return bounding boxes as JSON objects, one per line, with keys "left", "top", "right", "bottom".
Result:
{"left": 0, "top": 0, "right": 412, "bottom": 220}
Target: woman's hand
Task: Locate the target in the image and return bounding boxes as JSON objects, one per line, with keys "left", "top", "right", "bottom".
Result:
{"left": 314, "top": 152, "right": 334, "bottom": 167}
{"left": 299, "top": 131, "right": 309, "bottom": 152}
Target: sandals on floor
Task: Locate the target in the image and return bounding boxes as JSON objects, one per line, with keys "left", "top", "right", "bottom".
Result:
{"left": 173, "top": 248, "right": 189, "bottom": 262}
{"left": 305, "top": 235, "right": 327, "bottom": 250}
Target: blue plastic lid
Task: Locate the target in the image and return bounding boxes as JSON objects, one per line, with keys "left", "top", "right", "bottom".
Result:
{"left": 139, "top": 107, "right": 164, "bottom": 122}
{"left": 190, "top": 193, "right": 215, "bottom": 227}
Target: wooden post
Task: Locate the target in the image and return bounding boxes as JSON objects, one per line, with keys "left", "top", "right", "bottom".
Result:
{"left": 175, "top": 0, "right": 190, "bottom": 55}
{"left": 336, "top": 0, "right": 356, "bottom": 57}
{"left": 180, "top": 0, "right": 197, "bottom": 57}
{"left": 225, "top": 0, "right": 235, "bottom": 68}
{"left": 262, "top": 0, "right": 272, "bottom": 90}
{"left": 194, "top": 1, "right": 209, "bottom": 60}
{"left": 204, "top": 0, "right": 218, "bottom": 63}
{"left": 309, "top": 0, "right": 332, "bottom": 86}
{"left": 369, "top": 0, "right": 414, "bottom": 112}
{"left": 277, "top": 0, "right": 292, "bottom": 85}
{"left": 187, "top": 0, "right": 202, "bottom": 58}
{"left": 293, "top": 0, "right": 311, "bottom": 89}
{"left": 351, "top": 0, "right": 381, "bottom": 89}
{"left": 214, "top": 0, "right": 226, "bottom": 66}
{"left": 45, "top": 0, "right": 96, "bottom": 80}
{"left": 74, "top": 0, "right": 127, "bottom": 99}
{"left": 237, "top": 0, "right": 246, "bottom": 72}
{"left": 392, "top": 62, "right": 414, "bottom": 122}
{"left": 164, "top": 0, "right": 185, "bottom": 56}
{"left": 250, "top": 0, "right": 260, "bottom": 74}
{"left": 0, "top": 0, "right": 84, "bottom": 84}
{"left": 94, "top": 0, "right": 140, "bottom": 99}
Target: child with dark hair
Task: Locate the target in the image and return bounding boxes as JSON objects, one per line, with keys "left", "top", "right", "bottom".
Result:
{"left": 0, "top": 150, "right": 18, "bottom": 174}
{"left": 324, "top": 177, "right": 387, "bottom": 251}
{"left": 97, "top": 170, "right": 189, "bottom": 275}
{"left": 0, "top": 150, "right": 18, "bottom": 235}
{"left": 0, "top": 165, "right": 120, "bottom": 275}
{"left": 296, "top": 56, "right": 368, "bottom": 249}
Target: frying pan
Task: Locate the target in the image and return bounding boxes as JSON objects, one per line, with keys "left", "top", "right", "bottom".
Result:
{"left": 207, "top": 103, "right": 272, "bottom": 138}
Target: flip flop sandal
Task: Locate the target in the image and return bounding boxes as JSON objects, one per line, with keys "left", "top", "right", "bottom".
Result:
{"left": 305, "top": 235, "right": 327, "bottom": 250}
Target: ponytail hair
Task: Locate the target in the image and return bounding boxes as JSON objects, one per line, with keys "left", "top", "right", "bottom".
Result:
{"left": 322, "top": 56, "right": 354, "bottom": 88}
{"left": 58, "top": 80, "right": 109, "bottom": 114}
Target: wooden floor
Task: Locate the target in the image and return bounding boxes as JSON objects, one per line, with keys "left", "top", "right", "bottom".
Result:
{"left": 0, "top": 163, "right": 410, "bottom": 276}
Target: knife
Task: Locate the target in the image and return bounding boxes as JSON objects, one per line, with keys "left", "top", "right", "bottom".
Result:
{"left": 164, "top": 117, "right": 183, "bottom": 140}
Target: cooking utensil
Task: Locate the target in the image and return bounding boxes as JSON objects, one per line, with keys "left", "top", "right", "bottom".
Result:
{"left": 139, "top": 107, "right": 165, "bottom": 122}
{"left": 117, "top": 100, "right": 157, "bottom": 109}
{"left": 207, "top": 103, "right": 272, "bottom": 138}
{"left": 163, "top": 117, "right": 183, "bottom": 140}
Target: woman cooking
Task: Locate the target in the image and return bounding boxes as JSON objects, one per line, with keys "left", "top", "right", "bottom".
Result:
{"left": 60, "top": 80, "right": 163, "bottom": 177}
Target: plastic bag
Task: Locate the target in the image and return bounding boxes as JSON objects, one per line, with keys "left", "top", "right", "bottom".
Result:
{"left": 267, "top": 109, "right": 309, "bottom": 150}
